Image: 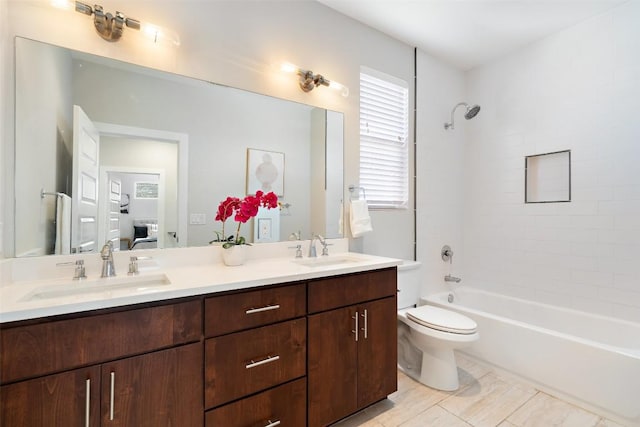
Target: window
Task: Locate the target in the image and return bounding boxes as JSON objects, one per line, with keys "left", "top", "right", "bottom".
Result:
{"left": 359, "top": 68, "right": 409, "bottom": 209}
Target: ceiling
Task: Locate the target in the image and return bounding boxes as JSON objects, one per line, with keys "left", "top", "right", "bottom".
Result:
{"left": 316, "top": 0, "right": 628, "bottom": 70}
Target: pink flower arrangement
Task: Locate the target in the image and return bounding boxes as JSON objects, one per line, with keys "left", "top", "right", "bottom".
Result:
{"left": 214, "top": 191, "right": 278, "bottom": 248}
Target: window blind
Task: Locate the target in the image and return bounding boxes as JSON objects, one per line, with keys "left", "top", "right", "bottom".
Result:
{"left": 359, "top": 71, "right": 409, "bottom": 209}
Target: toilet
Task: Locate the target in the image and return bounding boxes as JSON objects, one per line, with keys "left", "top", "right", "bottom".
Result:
{"left": 397, "top": 261, "right": 479, "bottom": 391}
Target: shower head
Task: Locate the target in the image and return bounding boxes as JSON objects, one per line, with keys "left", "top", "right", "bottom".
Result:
{"left": 465, "top": 104, "right": 481, "bottom": 120}
{"left": 444, "top": 102, "right": 481, "bottom": 130}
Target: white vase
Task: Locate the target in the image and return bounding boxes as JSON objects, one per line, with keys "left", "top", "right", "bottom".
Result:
{"left": 221, "top": 244, "right": 247, "bottom": 266}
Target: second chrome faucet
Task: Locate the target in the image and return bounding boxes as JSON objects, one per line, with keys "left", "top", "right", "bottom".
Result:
{"left": 100, "top": 241, "right": 116, "bottom": 277}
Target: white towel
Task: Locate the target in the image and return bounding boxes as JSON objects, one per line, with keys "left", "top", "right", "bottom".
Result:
{"left": 54, "top": 194, "right": 72, "bottom": 255}
{"left": 349, "top": 199, "right": 373, "bottom": 238}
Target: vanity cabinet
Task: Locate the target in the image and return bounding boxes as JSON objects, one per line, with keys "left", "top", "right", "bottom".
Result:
{"left": 307, "top": 268, "right": 397, "bottom": 427}
{"left": 0, "top": 300, "right": 203, "bottom": 427}
{"left": 1, "top": 266, "right": 398, "bottom": 427}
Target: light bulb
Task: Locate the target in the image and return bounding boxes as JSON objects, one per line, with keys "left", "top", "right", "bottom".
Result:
{"left": 141, "top": 22, "right": 181, "bottom": 46}
{"left": 329, "top": 80, "right": 349, "bottom": 97}
{"left": 280, "top": 62, "right": 299, "bottom": 74}
{"left": 50, "top": 0, "right": 74, "bottom": 10}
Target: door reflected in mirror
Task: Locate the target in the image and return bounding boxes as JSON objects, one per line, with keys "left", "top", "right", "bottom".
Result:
{"left": 14, "top": 37, "right": 344, "bottom": 257}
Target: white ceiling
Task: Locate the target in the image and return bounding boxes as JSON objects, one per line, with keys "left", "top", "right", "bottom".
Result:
{"left": 316, "top": 0, "right": 628, "bottom": 70}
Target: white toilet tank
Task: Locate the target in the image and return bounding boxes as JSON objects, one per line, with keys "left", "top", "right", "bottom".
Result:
{"left": 397, "top": 260, "right": 422, "bottom": 310}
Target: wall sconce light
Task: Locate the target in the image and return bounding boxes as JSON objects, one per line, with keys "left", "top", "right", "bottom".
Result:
{"left": 281, "top": 62, "right": 349, "bottom": 97}
{"left": 51, "top": 0, "right": 180, "bottom": 46}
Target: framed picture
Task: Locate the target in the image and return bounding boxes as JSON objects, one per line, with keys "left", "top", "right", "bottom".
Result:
{"left": 246, "top": 148, "right": 284, "bottom": 196}
{"left": 135, "top": 182, "right": 158, "bottom": 199}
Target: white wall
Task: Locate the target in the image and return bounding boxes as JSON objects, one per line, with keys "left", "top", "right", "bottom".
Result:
{"left": 415, "top": 51, "right": 467, "bottom": 295}
{"left": 463, "top": 1, "right": 640, "bottom": 322}
{"left": 1, "top": 0, "right": 416, "bottom": 259}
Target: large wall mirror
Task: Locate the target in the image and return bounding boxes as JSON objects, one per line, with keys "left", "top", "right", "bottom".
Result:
{"left": 14, "top": 37, "right": 344, "bottom": 257}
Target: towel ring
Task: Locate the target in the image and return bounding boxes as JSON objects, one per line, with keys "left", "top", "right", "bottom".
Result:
{"left": 348, "top": 185, "right": 366, "bottom": 200}
{"left": 41, "top": 188, "right": 65, "bottom": 199}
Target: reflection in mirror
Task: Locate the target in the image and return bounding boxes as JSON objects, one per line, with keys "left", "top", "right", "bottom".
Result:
{"left": 14, "top": 37, "right": 344, "bottom": 257}
{"left": 525, "top": 150, "right": 571, "bottom": 203}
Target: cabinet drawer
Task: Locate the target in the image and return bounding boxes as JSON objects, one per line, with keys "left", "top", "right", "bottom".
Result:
{"left": 205, "top": 283, "right": 305, "bottom": 337}
{"left": 1, "top": 300, "right": 202, "bottom": 384}
{"left": 205, "top": 318, "right": 306, "bottom": 408}
{"left": 205, "top": 378, "right": 306, "bottom": 427}
{"left": 308, "top": 267, "right": 397, "bottom": 314}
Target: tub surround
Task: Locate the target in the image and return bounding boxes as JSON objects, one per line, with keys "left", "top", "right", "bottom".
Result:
{"left": 0, "top": 239, "right": 401, "bottom": 323}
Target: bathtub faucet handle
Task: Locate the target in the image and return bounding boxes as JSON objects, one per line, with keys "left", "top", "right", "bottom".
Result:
{"left": 441, "top": 245, "right": 454, "bottom": 264}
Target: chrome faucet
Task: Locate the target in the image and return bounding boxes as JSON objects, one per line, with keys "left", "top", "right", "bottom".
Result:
{"left": 308, "top": 234, "right": 322, "bottom": 258}
{"left": 444, "top": 274, "right": 461, "bottom": 283}
{"left": 100, "top": 241, "right": 116, "bottom": 277}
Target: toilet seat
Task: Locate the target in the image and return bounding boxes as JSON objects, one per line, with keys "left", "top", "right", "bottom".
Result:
{"left": 406, "top": 305, "right": 477, "bottom": 335}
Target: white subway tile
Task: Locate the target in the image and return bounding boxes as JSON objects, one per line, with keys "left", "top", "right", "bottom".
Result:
{"left": 570, "top": 270, "right": 614, "bottom": 287}
{"left": 613, "top": 273, "right": 640, "bottom": 292}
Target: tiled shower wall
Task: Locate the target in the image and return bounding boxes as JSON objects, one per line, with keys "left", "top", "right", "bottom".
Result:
{"left": 463, "top": 1, "right": 640, "bottom": 322}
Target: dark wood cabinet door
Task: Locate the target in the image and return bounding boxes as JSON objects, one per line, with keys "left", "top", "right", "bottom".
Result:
{"left": 357, "top": 297, "right": 398, "bottom": 409}
{"left": 0, "top": 366, "right": 100, "bottom": 427}
{"left": 308, "top": 306, "right": 358, "bottom": 427}
{"left": 102, "top": 343, "right": 203, "bottom": 427}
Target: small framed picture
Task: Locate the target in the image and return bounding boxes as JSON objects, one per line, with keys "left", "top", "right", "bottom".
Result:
{"left": 246, "top": 148, "right": 284, "bottom": 196}
{"left": 135, "top": 182, "right": 158, "bottom": 199}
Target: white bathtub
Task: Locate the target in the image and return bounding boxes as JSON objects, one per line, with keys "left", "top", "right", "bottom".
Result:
{"left": 423, "top": 288, "right": 640, "bottom": 426}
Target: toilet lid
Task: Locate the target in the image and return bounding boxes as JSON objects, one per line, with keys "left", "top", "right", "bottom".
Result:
{"left": 406, "top": 305, "right": 477, "bottom": 335}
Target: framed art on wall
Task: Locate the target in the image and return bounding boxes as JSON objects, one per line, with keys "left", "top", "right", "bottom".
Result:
{"left": 246, "top": 148, "right": 285, "bottom": 196}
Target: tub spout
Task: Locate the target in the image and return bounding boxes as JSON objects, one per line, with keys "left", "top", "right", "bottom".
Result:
{"left": 444, "top": 274, "right": 461, "bottom": 283}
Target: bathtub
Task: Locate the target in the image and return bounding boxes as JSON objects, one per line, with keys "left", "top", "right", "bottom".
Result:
{"left": 422, "top": 288, "right": 640, "bottom": 426}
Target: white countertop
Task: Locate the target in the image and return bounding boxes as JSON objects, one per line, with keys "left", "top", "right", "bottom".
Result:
{"left": 0, "top": 242, "right": 401, "bottom": 323}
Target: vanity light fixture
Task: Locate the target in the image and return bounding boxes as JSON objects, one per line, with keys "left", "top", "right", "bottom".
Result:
{"left": 281, "top": 62, "right": 349, "bottom": 97}
{"left": 51, "top": 0, "right": 180, "bottom": 46}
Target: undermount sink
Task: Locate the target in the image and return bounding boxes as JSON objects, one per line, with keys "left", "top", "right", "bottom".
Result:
{"left": 21, "top": 274, "right": 171, "bottom": 302}
{"left": 293, "top": 255, "right": 363, "bottom": 268}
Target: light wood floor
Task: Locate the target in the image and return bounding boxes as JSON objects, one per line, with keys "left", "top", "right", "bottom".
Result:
{"left": 333, "top": 352, "right": 625, "bottom": 427}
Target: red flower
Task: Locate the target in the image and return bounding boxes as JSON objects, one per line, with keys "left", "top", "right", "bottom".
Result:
{"left": 261, "top": 191, "right": 278, "bottom": 209}
{"left": 215, "top": 197, "right": 240, "bottom": 222}
{"left": 214, "top": 191, "right": 279, "bottom": 245}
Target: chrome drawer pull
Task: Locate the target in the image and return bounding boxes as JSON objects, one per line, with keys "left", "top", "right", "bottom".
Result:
{"left": 361, "top": 309, "right": 368, "bottom": 339}
{"left": 109, "top": 372, "right": 115, "bottom": 421}
{"left": 352, "top": 311, "right": 359, "bottom": 342}
{"left": 246, "top": 355, "right": 280, "bottom": 369}
{"left": 265, "top": 420, "right": 281, "bottom": 427}
{"left": 246, "top": 304, "right": 281, "bottom": 315}
{"left": 85, "top": 379, "right": 91, "bottom": 427}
